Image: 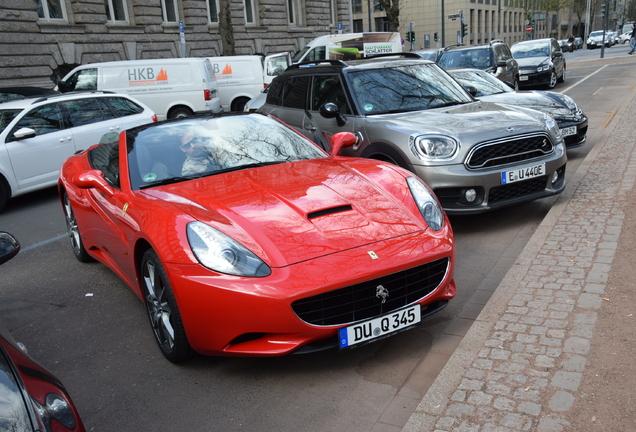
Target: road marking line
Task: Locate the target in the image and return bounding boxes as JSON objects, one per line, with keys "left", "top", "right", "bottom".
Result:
{"left": 20, "top": 234, "right": 67, "bottom": 252}
{"left": 602, "top": 111, "right": 617, "bottom": 127}
{"left": 563, "top": 64, "right": 609, "bottom": 94}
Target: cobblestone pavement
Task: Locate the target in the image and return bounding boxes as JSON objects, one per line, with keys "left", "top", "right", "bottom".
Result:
{"left": 402, "top": 68, "right": 636, "bottom": 432}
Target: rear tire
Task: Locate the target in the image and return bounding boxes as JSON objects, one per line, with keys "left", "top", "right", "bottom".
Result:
{"left": 231, "top": 97, "right": 250, "bottom": 112}
{"left": 141, "top": 249, "right": 193, "bottom": 363}
{"left": 0, "top": 180, "right": 8, "bottom": 213}
{"left": 557, "top": 67, "right": 566, "bottom": 83}
{"left": 169, "top": 107, "right": 194, "bottom": 119}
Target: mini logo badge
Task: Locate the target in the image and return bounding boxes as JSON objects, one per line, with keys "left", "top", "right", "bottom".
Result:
{"left": 376, "top": 285, "right": 389, "bottom": 304}
{"left": 507, "top": 127, "right": 515, "bottom": 132}
{"left": 368, "top": 251, "right": 379, "bottom": 260}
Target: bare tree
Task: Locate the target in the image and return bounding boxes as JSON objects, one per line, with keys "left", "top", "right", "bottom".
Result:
{"left": 219, "top": 0, "right": 235, "bottom": 55}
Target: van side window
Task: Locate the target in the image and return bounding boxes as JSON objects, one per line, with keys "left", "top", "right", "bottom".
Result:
{"left": 306, "top": 46, "right": 326, "bottom": 62}
{"left": 311, "top": 75, "right": 349, "bottom": 114}
{"left": 106, "top": 97, "right": 144, "bottom": 117}
{"left": 64, "top": 68, "right": 98, "bottom": 91}
{"left": 12, "top": 104, "right": 64, "bottom": 137}
{"left": 281, "top": 76, "right": 310, "bottom": 109}
{"left": 61, "top": 98, "right": 117, "bottom": 127}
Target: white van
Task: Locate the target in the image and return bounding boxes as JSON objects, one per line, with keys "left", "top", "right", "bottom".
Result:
{"left": 58, "top": 58, "right": 222, "bottom": 120}
{"left": 207, "top": 53, "right": 291, "bottom": 112}
{"left": 292, "top": 32, "right": 403, "bottom": 64}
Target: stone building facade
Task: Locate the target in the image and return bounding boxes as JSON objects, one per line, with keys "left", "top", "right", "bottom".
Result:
{"left": 0, "top": 0, "right": 351, "bottom": 87}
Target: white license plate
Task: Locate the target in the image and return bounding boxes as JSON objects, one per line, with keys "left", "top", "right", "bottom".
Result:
{"left": 560, "top": 126, "right": 577, "bottom": 137}
{"left": 501, "top": 163, "right": 545, "bottom": 184}
{"left": 520, "top": 75, "right": 529, "bottom": 81}
{"left": 338, "top": 305, "right": 421, "bottom": 349}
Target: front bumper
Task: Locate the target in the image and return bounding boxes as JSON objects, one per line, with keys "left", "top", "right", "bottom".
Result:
{"left": 518, "top": 70, "right": 552, "bottom": 88}
{"left": 164, "top": 228, "right": 456, "bottom": 356}
{"left": 557, "top": 117, "right": 588, "bottom": 148}
{"left": 412, "top": 143, "right": 568, "bottom": 214}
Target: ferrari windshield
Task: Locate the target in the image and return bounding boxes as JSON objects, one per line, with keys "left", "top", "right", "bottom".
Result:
{"left": 127, "top": 114, "right": 326, "bottom": 190}
{"left": 448, "top": 69, "right": 513, "bottom": 97}
{"left": 347, "top": 62, "right": 472, "bottom": 114}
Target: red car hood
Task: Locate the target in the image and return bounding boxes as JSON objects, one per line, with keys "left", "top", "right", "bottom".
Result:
{"left": 141, "top": 159, "right": 425, "bottom": 267}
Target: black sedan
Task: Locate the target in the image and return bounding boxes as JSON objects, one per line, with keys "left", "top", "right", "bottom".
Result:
{"left": 0, "top": 232, "right": 86, "bottom": 432}
{"left": 448, "top": 68, "right": 587, "bottom": 148}
{"left": 511, "top": 38, "right": 566, "bottom": 89}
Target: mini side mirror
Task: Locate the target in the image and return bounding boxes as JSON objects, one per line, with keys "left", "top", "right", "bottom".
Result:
{"left": 0, "top": 232, "right": 20, "bottom": 265}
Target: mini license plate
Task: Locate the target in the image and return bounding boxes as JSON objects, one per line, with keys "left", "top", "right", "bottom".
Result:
{"left": 338, "top": 305, "right": 421, "bottom": 349}
{"left": 501, "top": 163, "right": 545, "bottom": 184}
{"left": 519, "top": 75, "right": 529, "bottom": 81}
{"left": 560, "top": 126, "right": 577, "bottom": 137}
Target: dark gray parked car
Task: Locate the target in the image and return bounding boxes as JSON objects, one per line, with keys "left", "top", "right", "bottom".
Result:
{"left": 258, "top": 57, "right": 567, "bottom": 214}
{"left": 511, "top": 38, "right": 566, "bottom": 89}
{"left": 448, "top": 68, "right": 587, "bottom": 148}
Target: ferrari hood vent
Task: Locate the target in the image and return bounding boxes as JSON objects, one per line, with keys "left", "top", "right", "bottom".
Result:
{"left": 307, "top": 205, "right": 353, "bottom": 220}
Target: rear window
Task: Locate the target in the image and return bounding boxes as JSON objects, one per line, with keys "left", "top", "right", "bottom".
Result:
{"left": 106, "top": 97, "right": 144, "bottom": 117}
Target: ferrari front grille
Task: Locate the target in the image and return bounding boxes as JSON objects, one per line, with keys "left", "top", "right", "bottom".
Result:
{"left": 291, "top": 258, "right": 449, "bottom": 326}
{"left": 467, "top": 133, "right": 553, "bottom": 169}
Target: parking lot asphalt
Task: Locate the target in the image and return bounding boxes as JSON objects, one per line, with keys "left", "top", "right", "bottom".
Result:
{"left": 402, "top": 56, "right": 636, "bottom": 432}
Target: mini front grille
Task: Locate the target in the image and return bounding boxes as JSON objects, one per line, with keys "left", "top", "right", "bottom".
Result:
{"left": 291, "top": 258, "right": 449, "bottom": 326}
{"left": 467, "top": 133, "right": 553, "bottom": 169}
{"left": 489, "top": 176, "right": 547, "bottom": 203}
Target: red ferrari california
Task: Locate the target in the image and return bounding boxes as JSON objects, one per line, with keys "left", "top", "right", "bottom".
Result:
{"left": 58, "top": 113, "right": 456, "bottom": 362}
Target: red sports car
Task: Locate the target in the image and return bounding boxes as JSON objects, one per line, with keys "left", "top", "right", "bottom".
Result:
{"left": 0, "top": 232, "right": 86, "bottom": 432}
{"left": 58, "top": 113, "right": 456, "bottom": 362}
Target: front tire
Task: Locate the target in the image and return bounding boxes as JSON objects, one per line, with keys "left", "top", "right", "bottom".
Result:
{"left": 63, "top": 192, "right": 94, "bottom": 263}
{"left": 547, "top": 71, "right": 557, "bottom": 89}
{"left": 141, "top": 249, "right": 193, "bottom": 363}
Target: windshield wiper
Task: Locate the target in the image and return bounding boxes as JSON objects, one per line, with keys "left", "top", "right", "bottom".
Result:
{"left": 435, "top": 101, "right": 467, "bottom": 109}
{"left": 140, "top": 176, "right": 193, "bottom": 188}
{"left": 213, "top": 161, "right": 287, "bottom": 174}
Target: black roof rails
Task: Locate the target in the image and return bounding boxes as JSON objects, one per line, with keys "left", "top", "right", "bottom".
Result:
{"left": 32, "top": 90, "right": 116, "bottom": 104}
{"left": 287, "top": 59, "right": 348, "bottom": 70}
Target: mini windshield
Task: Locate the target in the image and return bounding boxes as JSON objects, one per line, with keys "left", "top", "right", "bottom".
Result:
{"left": 449, "top": 70, "right": 513, "bottom": 97}
{"left": 127, "top": 114, "right": 326, "bottom": 190}
{"left": 347, "top": 63, "right": 472, "bottom": 115}
{"left": 511, "top": 42, "right": 549, "bottom": 58}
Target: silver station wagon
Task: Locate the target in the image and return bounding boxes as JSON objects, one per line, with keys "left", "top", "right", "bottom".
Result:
{"left": 258, "top": 55, "right": 567, "bottom": 214}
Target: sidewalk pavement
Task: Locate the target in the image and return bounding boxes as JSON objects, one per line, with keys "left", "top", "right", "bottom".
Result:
{"left": 402, "top": 60, "right": 636, "bottom": 432}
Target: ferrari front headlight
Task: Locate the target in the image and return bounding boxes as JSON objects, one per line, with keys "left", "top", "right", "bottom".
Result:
{"left": 407, "top": 177, "right": 444, "bottom": 231}
{"left": 187, "top": 222, "right": 271, "bottom": 277}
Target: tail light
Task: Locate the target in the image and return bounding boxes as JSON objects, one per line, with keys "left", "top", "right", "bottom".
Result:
{"left": 263, "top": 83, "right": 268, "bottom": 89}
{"left": 151, "top": 114, "right": 158, "bottom": 122}
{"left": 204, "top": 89, "right": 217, "bottom": 101}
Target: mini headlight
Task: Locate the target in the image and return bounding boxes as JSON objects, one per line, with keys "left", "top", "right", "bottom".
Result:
{"left": 559, "top": 94, "right": 578, "bottom": 112}
{"left": 410, "top": 135, "right": 458, "bottom": 160}
{"left": 187, "top": 222, "right": 271, "bottom": 277}
{"left": 407, "top": 177, "right": 444, "bottom": 231}
{"left": 543, "top": 113, "right": 560, "bottom": 138}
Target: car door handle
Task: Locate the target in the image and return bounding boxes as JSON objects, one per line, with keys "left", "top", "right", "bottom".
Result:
{"left": 59, "top": 136, "right": 73, "bottom": 142}
{"left": 305, "top": 126, "right": 317, "bottom": 132}
{"left": 109, "top": 126, "right": 121, "bottom": 131}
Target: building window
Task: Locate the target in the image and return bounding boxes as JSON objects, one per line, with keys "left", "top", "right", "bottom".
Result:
{"left": 353, "top": 0, "right": 362, "bottom": 14}
{"left": 328, "top": 0, "right": 336, "bottom": 25}
{"left": 244, "top": 0, "right": 255, "bottom": 24}
{"left": 287, "top": 0, "right": 304, "bottom": 25}
{"left": 105, "top": 0, "right": 128, "bottom": 22}
{"left": 208, "top": 0, "right": 218, "bottom": 22}
{"left": 288, "top": 0, "right": 295, "bottom": 24}
{"left": 353, "top": 19, "right": 363, "bottom": 32}
{"left": 162, "top": 0, "right": 178, "bottom": 22}
{"left": 34, "top": 0, "right": 67, "bottom": 20}
{"left": 375, "top": 17, "right": 388, "bottom": 31}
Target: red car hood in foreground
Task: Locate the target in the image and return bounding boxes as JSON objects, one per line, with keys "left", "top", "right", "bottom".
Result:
{"left": 140, "top": 159, "right": 425, "bottom": 267}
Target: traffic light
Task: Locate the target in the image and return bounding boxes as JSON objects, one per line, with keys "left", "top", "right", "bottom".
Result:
{"left": 600, "top": 2, "right": 606, "bottom": 17}
{"left": 406, "top": 31, "right": 412, "bottom": 41}
{"left": 461, "top": 22, "right": 468, "bottom": 37}
{"left": 434, "top": 32, "right": 438, "bottom": 42}
{"left": 411, "top": 31, "right": 416, "bottom": 42}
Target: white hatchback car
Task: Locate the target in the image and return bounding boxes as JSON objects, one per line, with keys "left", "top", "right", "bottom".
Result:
{"left": 0, "top": 91, "right": 157, "bottom": 211}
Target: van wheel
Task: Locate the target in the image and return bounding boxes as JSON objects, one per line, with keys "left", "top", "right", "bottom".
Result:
{"left": 169, "top": 107, "right": 193, "bottom": 119}
{"left": 231, "top": 97, "right": 250, "bottom": 112}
